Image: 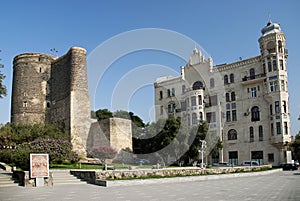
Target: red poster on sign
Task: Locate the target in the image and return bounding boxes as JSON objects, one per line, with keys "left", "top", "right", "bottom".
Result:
{"left": 30, "top": 154, "right": 49, "bottom": 178}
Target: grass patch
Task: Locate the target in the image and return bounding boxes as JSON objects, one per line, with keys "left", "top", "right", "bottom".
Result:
{"left": 50, "top": 163, "right": 103, "bottom": 169}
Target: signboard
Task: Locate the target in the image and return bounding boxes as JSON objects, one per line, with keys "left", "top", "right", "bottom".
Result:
{"left": 30, "top": 154, "right": 49, "bottom": 178}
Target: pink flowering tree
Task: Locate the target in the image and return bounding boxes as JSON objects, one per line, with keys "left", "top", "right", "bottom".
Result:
{"left": 88, "top": 145, "right": 118, "bottom": 170}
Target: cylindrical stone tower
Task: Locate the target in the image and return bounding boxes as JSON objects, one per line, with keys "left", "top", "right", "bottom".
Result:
{"left": 11, "top": 53, "right": 55, "bottom": 124}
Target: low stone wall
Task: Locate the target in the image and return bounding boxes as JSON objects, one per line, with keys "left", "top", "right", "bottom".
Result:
{"left": 12, "top": 171, "right": 53, "bottom": 187}
{"left": 71, "top": 165, "right": 272, "bottom": 186}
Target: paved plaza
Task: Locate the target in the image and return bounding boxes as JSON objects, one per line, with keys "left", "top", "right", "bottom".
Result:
{"left": 1, "top": 170, "right": 300, "bottom": 201}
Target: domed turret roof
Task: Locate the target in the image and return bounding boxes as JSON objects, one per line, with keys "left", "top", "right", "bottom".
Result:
{"left": 261, "top": 20, "right": 281, "bottom": 36}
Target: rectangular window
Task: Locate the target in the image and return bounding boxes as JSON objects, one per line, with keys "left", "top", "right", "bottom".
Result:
{"left": 281, "top": 80, "right": 285, "bottom": 91}
{"left": 167, "top": 89, "right": 171, "bottom": 97}
{"left": 206, "top": 112, "right": 216, "bottom": 123}
{"left": 271, "top": 123, "right": 274, "bottom": 136}
{"left": 283, "top": 101, "right": 287, "bottom": 113}
{"left": 231, "top": 103, "right": 236, "bottom": 109}
{"left": 198, "top": 95, "right": 202, "bottom": 105}
{"left": 268, "top": 153, "right": 274, "bottom": 163}
{"left": 275, "top": 101, "right": 280, "bottom": 114}
{"left": 284, "top": 122, "right": 288, "bottom": 135}
{"left": 228, "top": 151, "right": 238, "bottom": 166}
{"left": 171, "top": 88, "right": 175, "bottom": 96}
{"left": 273, "top": 57, "right": 277, "bottom": 70}
{"left": 251, "top": 87, "right": 257, "bottom": 98}
{"left": 232, "top": 110, "right": 237, "bottom": 121}
{"left": 279, "top": 60, "right": 284, "bottom": 70}
{"left": 268, "top": 61, "right": 272, "bottom": 72}
{"left": 159, "top": 91, "right": 163, "bottom": 99}
{"left": 191, "top": 96, "right": 196, "bottom": 106}
{"left": 270, "top": 104, "right": 273, "bottom": 115}
{"left": 276, "top": 122, "right": 281, "bottom": 135}
{"left": 226, "top": 111, "right": 231, "bottom": 122}
{"left": 226, "top": 103, "right": 230, "bottom": 110}
{"left": 270, "top": 81, "right": 277, "bottom": 92}
{"left": 181, "top": 101, "right": 186, "bottom": 111}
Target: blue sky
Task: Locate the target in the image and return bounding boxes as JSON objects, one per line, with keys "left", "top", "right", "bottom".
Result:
{"left": 0, "top": 0, "right": 299, "bottom": 135}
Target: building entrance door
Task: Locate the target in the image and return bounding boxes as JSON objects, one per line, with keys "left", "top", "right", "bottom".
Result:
{"left": 251, "top": 151, "right": 263, "bottom": 165}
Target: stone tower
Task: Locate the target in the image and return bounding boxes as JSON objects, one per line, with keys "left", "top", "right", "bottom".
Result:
{"left": 11, "top": 53, "right": 55, "bottom": 124}
{"left": 11, "top": 47, "right": 92, "bottom": 157}
{"left": 258, "top": 21, "right": 290, "bottom": 145}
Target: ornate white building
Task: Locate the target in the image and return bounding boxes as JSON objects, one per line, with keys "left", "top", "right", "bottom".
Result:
{"left": 154, "top": 21, "right": 291, "bottom": 166}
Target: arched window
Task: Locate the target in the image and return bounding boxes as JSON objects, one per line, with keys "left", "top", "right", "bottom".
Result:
{"left": 250, "top": 68, "right": 255, "bottom": 79}
{"left": 259, "top": 125, "right": 263, "bottom": 141}
{"left": 192, "top": 113, "right": 197, "bottom": 125}
{"left": 224, "top": 75, "right": 228, "bottom": 84}
{"left": 210, "top": 78, "right": 215, "bottom": 88}
{"left": 251, "top": 106, "right": 260, "bottom": 121}
{"left": 192, "top": 81, "right": 203, "bottom": 90}
{"left": 278, "top": 41, "right": 283, "bottom": 53}
{"left": 228, "top": 129, "right": 237, "bottom": 140}
{"left": 231, "top": 92, "right": 236, "bottom": 101}
{"left": 250, "top": 127, "right": 254, "bottom": 142}
{"left": 230, "top": 73, "right": 234, "bottom": 83}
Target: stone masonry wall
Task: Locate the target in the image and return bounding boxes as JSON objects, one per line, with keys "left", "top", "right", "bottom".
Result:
{"left": 11, "top": 53, "right": 54, "bottom": 124}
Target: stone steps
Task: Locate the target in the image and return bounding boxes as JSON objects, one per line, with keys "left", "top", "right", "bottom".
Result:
{"left": 0, "top": 171, "right": 19, "bottom": 187}
{"left": 51, "top": 170, "right": 87, "bottom": 185}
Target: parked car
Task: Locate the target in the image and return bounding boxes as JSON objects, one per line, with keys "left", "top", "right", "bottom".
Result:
{"left": 294, "top": 160, "right": 299, "bottom": 168}
{"left": 241, "top": 161, "right": 259, "bottom": 166}
{"left": 218, "top": 162, "right": 232, "bottom": 167}
{"left": 280, "top": 163, "right": 298, "bottom": 171}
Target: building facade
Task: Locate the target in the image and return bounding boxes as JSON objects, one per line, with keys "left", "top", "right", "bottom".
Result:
{"left": 154, "top": 21, "right": 291, "bottom": 166}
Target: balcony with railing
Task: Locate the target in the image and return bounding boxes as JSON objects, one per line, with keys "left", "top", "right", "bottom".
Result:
{"left": 242, "top": 73, "right": 266, "bottom": 85}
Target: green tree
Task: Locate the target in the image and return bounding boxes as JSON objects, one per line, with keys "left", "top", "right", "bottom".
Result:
{"left": 180, "top": 121, "right": 209, "bottom": 164}
{"left": 0, "top": 123, "right": 67, "bottom": 148}
{"left": 95, "top": 109, "right": 113, "bottom": 121}
{"left": 0, "top": 50, "right": 7, "bottom": 98}
{"left": 133, "top": 116, "right": 190, "bottom": 165}
{"left": 291, "top": 132, "right": 300, "bottom": 162}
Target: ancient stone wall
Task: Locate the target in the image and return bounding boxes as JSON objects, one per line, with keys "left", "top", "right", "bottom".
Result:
{"left": 87, "top": 118, "right": 132, "bottom": 152}
{"left": 11, "top": 47, "right": 133, "bottom": 158}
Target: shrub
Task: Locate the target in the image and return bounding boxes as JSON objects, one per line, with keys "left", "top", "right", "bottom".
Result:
{"left": 0, "top": 149, "right": 14, "bottom": 164}
{"left": 9, "top": 138, "right": 79, "bottom": 170}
